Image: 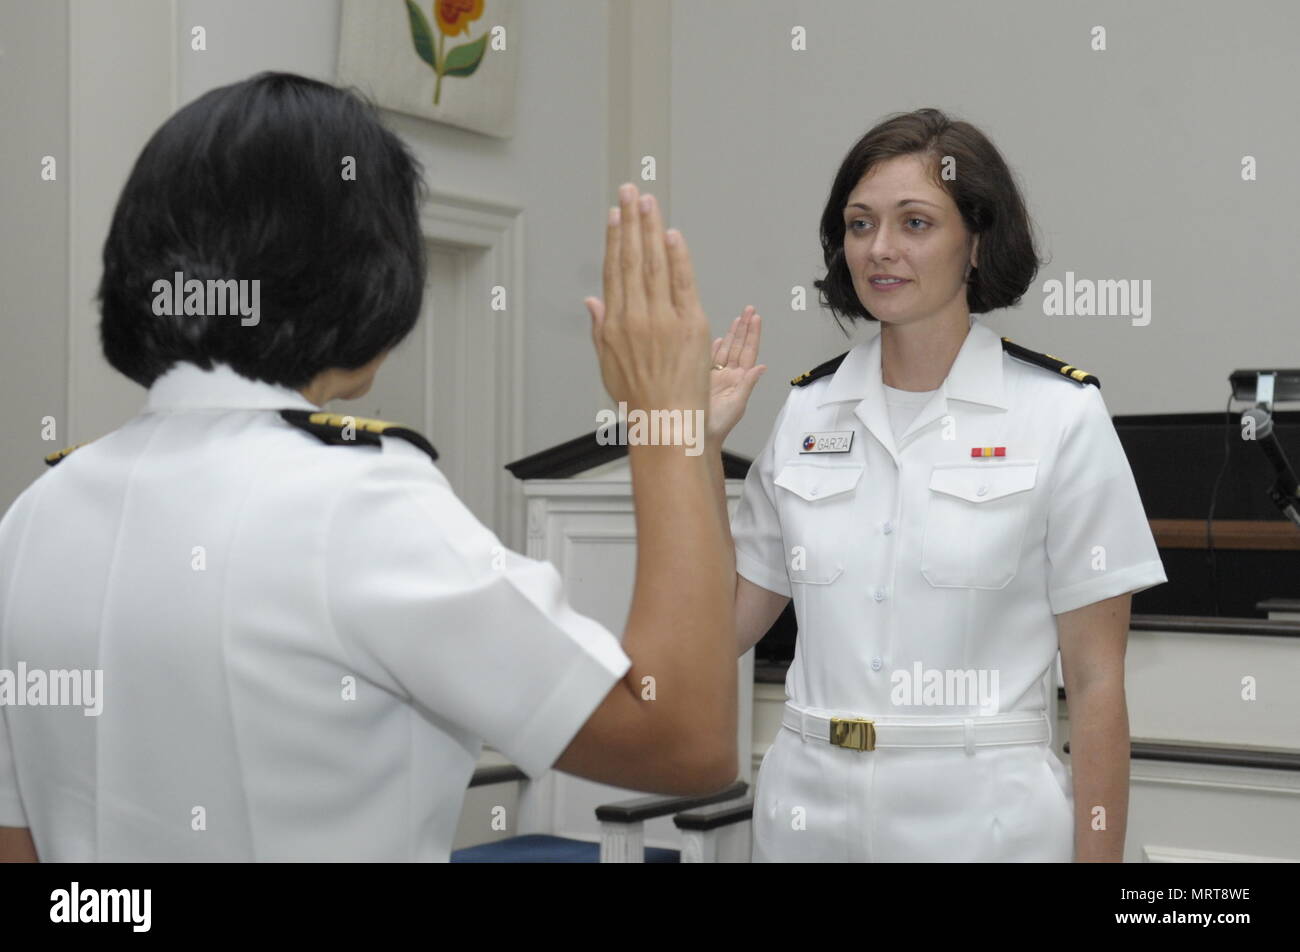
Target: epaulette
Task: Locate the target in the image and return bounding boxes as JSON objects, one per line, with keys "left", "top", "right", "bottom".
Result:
{"left": 790, "top": 351, "right": 850, "bottom": 387}
{"left": 44, "top": 442, "right": 91, "bottom": 467}
{"left": 280, "top": 409, "right": 439, "bottom": 462}
{"left": 1000, "top": 337, "right": 1100, "bottom": 388}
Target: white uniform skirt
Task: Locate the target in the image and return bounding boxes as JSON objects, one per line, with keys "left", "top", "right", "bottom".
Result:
{"left": 752, "top": 716, "right": 1075, "bottom": 862}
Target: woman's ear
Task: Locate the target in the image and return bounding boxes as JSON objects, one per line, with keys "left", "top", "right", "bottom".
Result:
{"left": 969, "top": 234, "right": 980, "bottom": 269}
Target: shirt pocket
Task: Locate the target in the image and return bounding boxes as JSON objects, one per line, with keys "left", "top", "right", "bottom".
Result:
{"left": 920, "top": 459, "right": 1038, "bottom": 590}
{"left": 773, "top": 460, "right": 863, "bottom": 585}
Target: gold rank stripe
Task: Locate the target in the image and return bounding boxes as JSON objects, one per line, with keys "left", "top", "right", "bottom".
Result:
{"left": 1040, "top": 352, "right": 1091, "bottom": 382}
{"left": 306, "top": 411, "right": 402, "bottom": 434}
{"left": 280, "top": 408, "right": 440, "bottom": 462}
{"left": 44, "top": 442, "right": 90, "bottom": 466}
{"left": 1001, "top": 337, "right": 1099, "bottom": 388}
{"left": 790, "top": 351, "right": 850, "bottom": 387}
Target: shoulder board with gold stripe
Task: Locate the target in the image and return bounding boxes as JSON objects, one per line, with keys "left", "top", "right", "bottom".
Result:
{"left": 44, "top": 442, "right": 91, "bottom": 467}
{"left": 280, "top": 409, "right": 439, "bottom": 463}
{"left": 790, "top": 351, "right": 850, "bottom": 388}
{"left": 1000, "top": 337, "right": 1100, "bottom": 388}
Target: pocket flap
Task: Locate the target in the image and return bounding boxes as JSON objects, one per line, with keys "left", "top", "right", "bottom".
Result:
{"left": 928, "top": 460, "right": 1037, "bottom": 503}
{"left": 774, "top": 461, "right": 864, "bottom": 502}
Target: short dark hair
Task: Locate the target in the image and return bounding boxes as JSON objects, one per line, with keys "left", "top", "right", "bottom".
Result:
{"left": 98, "top": 71, "right": 428, "bottom": 389}
{"left": 814, "top": 107, "right": 1042, "bottom": 332}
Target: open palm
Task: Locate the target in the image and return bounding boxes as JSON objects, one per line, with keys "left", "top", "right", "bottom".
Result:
{"left": 708, "top": 306, "right": 767, "bottom": 444}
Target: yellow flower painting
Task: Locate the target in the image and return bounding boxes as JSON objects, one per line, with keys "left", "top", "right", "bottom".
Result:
{"left": 404, "top": 0, "right": 489, "bottom": 106}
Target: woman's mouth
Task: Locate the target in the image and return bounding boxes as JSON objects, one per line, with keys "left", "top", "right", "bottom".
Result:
{"left": 869, "top": 278, "right": 910, "bottom": 291}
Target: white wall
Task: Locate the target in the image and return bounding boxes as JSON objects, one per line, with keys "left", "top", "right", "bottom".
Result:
{"left": 670, "top": 0, "right": 1300, "bottom": 459}
{"left": 0, "top": 0, "right": 70, "bottom": 508}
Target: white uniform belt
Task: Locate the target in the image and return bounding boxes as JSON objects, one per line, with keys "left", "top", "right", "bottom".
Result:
{"left": 782, "top": 701, "right": 1050, "bottom": 752}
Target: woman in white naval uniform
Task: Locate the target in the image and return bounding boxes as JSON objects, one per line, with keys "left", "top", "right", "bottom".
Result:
{"left": 722, "top": 109, "right": 1167, "bottom": 862}
{"left": 0, "top": 74, "right": 738, "bottom": 861}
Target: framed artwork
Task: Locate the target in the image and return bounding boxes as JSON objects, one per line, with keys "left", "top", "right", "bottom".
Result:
{"left": 337, "top": 0, "right": 520, "bottom": 138}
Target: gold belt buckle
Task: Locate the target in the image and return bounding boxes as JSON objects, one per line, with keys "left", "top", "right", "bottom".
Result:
{"left": 829, "top": 717, "right": 876, "bottom": 751}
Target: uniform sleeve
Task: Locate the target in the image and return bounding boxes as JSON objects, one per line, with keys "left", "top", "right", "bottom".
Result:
{"left": 325, "top": 444, "right": 631, "bottom": 779}
{"left": 731, "top": 395, "right": 793, "bottom": 598}
{"left": 1045, "top": 384, "right": 1168, "bottom": 614}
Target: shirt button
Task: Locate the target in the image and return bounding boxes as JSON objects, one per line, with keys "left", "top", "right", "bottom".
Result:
{"left": 873, "top": 588, "right": 886, "bottom": 601}
{"left": 976, "top": 485, "right": 988, "bottom": 497}
{"left": 809, "top": 488, "right": 818, "bottom": 497}
{"left": 871, "top": 657, "right": 883, "bottom": 671}
{"left": 882, "top": 521, "right": 893, "bottom": 534}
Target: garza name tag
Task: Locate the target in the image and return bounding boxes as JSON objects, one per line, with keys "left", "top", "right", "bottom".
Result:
{"left": 799, "top": 431, "right": 854, "bottom": 454}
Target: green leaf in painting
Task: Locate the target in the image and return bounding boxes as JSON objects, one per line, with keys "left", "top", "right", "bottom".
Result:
{"left": 444, "top": 33, "right": 488, "bottom": 77}
{"left": 404, "top": 0, "right": 437, "bottom": 68}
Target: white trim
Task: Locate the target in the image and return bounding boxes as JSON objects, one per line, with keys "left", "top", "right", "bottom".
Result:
{"left": 524, "top": 477, "right": 745, "bottom": 499}
{"left": 1142, "top": 845, "right": 1297, "bottom": 863}
{"left": 66, "top": 0, "right": 76, "bottom": 441}
{"left": 601, "top": 0, "right": 672, "bottom": 416}
{"left": 1131, "top": 755, "right": 1300, "bottom": 795}
{"left": 417, "top": 187, "right": 526, "bottom": 549}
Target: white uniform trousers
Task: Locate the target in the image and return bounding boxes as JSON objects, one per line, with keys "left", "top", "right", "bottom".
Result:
{"left": 752, "top": 704, "right": 1074, "bottom": 862}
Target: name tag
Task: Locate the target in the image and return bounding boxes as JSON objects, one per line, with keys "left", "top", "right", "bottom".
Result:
{"left": 799, "top": 431, "right": 854, "bottom": 454}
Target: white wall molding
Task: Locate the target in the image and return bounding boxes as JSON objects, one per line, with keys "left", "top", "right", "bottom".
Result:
{"left": 1131, "top": 756, "right": 1300, "bottom": 796}
{"left": 417, "top": 187, "right": 526, "bottom": 548}
{"left": 599, "top": 0, "right": 672, "bottom": 417}
{"left": 1142, "top": 845, "right": 1296, "bottom": 863}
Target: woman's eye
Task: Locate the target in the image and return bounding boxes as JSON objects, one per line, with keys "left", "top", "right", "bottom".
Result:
{"left": 847, "top": 218, "right": 929, "bottom": 233}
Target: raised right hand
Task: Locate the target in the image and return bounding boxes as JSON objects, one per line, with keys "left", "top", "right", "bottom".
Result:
{"left": 584, "top": 184, "right": 711, "bottom": 414}
{"left": 707, "top": 306, "right": 767, "bottom": 444}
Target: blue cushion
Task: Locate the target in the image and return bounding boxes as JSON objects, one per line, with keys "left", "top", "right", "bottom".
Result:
{"left": 451, "top": 834, "right": 679, "bottom": 863}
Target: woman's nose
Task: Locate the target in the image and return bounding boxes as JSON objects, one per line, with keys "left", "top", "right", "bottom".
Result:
{"left": 867, "top": 225, "right": 899, "bottom": 261}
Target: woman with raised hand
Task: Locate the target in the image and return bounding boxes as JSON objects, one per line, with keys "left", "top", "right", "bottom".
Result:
{"left": 728, "top": 108, "right": 1165, "bottom": 862}
{"left": 0, "top": 72, "right": 736, "bottom": 862}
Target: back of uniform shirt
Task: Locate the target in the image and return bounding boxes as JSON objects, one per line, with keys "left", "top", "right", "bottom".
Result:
{"left": 0, "top": 409, "right": 473, "bottom": 859}
{"left": 0, "top": 363, "right": 631, "bottom": 861}
{"left": 1, "top": 410, "right": 378, "bottom": 859}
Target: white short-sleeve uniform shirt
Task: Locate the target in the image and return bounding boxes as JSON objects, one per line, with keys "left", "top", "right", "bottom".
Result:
{"left": 0, "top": 361, "right": 630, "bottom": 861}
{"left": 731, "top": 316, "right": 1167, "bottom": 862}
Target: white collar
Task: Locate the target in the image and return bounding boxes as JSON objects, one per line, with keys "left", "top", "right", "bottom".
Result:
{"left": 812, "top": 315, "right": 1008, "bottom": 463}
{"left": 817, "top": 314, "right": 1008, "bottom": 412}
{"left": 143, "top": 361, "right": 321, "bottom": 412}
